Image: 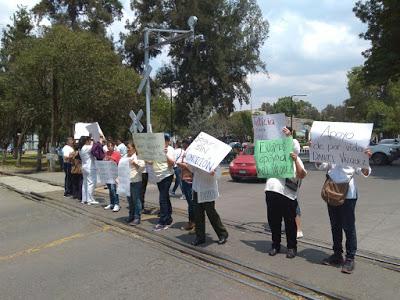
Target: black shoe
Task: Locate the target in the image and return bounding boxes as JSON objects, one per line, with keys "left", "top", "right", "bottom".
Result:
{"left": 217, "top": 236, "right": 228, "bottom": 245}
{"left": 129, "top": 218, "right": 141, "bottom": 226}
{"left": 322, "top": 254, "right": 344, "bottom": 266}
{"left": 286, "top": 248, "right": 297, "bottom": 259}
{"left": 166, "top": 218, "right": 173, "bottom": 226}
{"left": 268, "top": 247, "right": 280, "bottom": 256}
{"left": 341, "top": 258, "right": 355, "bottom": 274}
{"left": 125, "top": 217, "right": 134, "bottom": 223}
{"left": 191, "top": 238, "right": 206, "bottom": 246}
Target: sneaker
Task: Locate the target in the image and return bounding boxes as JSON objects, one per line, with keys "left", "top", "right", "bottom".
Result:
{"left": 80, "top": 201, "right": 87, "bottom": 204}
{"left": 322, "top": 254, "right": 344, "bottom": 266}
{"left": 129, "top": 219, "right": 141, "bottom": 226}
{"left": 180, "top": 195, "right": 186, "bottom": 200}
{"left": 341, "top": 258, "right": 355, "bottom": 274}
{"left": 153, "top": 224, "right": 169, "bottom": 231}
{"left": 104, "top": 204, "right": 114, "bottom": 210}
{"left": 112, "top": 204, "right": 120, "bottom": 212}
{"left": 87, "top": 200, "right": 99, "bottom": 205}
{"left": 286, "top": 248, "right": 297, "bottom": 259}
{"left": 297, "top": 231, "right": 304, "bottom": 239}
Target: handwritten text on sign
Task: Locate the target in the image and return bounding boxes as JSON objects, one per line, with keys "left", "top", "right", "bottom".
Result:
{"left": 310, "top": 121, "right": 373, "bottom": 168}
{"left": 254, "top": 137, "right": 294, "bottom": 178}
{"left": 132, "top": 133, "right": 166, "bottom": 162}
{"left": 185, "top": 132, "right": 231, "bottom": 173}
{"left": 117, "top": 157, "right": 131, "bottom": 196}
{"left": 95, "top": 161, "right": 118, "bottom": 184}
{"left": 252, "top": 113, "right": 286, "bottom": 141}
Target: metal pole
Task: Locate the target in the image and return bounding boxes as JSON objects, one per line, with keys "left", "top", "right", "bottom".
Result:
{"left": 170, "top": 85, "right": 173, "bottom": 136}
{"left": 290, "top": 96, "right": 293, "bottom": 130}
{"left": 144, "top": 28, "right": 152, "bottom": 133}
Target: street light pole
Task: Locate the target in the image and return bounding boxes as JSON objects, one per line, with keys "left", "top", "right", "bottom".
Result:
{"left": 345, "top": 105, "right": 355, "bottom": 122}
{"left": 290, "top": 94, "right": 307, "bottom": 130}
{"left": 140, "top": 16, "right": 198, "bottom": 133}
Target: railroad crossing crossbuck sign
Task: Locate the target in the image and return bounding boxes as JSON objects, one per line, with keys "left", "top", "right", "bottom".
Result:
{"left": 129, "top": 109, "right": 144, "bottom": 133}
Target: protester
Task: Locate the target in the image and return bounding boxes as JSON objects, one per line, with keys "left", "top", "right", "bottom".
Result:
{"left": 265, "top": 127, "right": 307, "bottom": 259}
{"left": 317, "top": 149, "right": 372, "bottom": 274}
{"left": 176, "top": 139, "right": 195, "bottom": 232}
{"left": 126, "top": 142, "right": 145, "bottom": 225}
{"left": 148, "top": 133, "right": 175, "bottom": 231}
{"left": 79, "top": 136, "right": 98, "bottom": 205}
{"left": 70, "top": 143, "right": 83, "bottom": 201}
{"left": 170, "top": 141, "right": 184, "bottom": 197}
{"left": 188, "top": 165, "right": 228, "bottom": 246}
{"left": 116, "top": 139, "right": 128, "bottom": 157}
{"left": 62, "top": 137, "right": 75, "bottom": 197}
{"left": 103, "top": 141, "right": 121, "bottom": 212}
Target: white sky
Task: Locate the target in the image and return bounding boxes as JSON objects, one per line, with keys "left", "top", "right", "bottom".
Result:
{"left": 0, "top": 0, "right": 370, "bottom": 111}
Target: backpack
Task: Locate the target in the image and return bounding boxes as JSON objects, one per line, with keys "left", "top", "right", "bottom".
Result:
{"left": 321, "top": 174, "right": 352, "bottom": 206}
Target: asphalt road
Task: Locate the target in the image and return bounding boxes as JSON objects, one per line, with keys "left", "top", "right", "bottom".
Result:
{"left": 0, "top": 187, "right": 274, "bottom": 300}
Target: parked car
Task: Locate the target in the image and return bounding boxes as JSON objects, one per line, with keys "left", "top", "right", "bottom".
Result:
{"left": 229, "top": 146, "right": 258, "bottom": 181}
{"left": 369, "top": 139, "right": 400, "bottom": 165}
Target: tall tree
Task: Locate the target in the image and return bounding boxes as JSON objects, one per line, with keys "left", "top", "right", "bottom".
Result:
{"left": 353, "top": 0, "right": 400, "bottom": 84}
{"left": 123, "top": 0, "right": 269, "bottom": 124}
{"left": 32, "top": 0, "right": 123, "bottom": 35}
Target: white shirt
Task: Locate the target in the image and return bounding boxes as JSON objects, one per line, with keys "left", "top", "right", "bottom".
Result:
{"left": 174, "top": 148, "right": 184, "bottom": 167}
{"left": 79, "top": 144, "right": 95, "bottom": 171}
{"left": 264, "top": 156, "right": 306, "bottom": 201}
{"left": 129, "top": 153, "right": 145, "bottom": 183}
{"left": 62, "top": 145, "right": 74, "bottom": 160}
{"left": 190, "top": 166, "right": 221, "bottom": 203}
{"left": 316, "top": 163, "right": 371, "bottom": 199}
{"left": 117, "top": 143, "right": 128, "bottom": 157}
{"left": 151, "top": 145, "right": 175, "bottom": 182}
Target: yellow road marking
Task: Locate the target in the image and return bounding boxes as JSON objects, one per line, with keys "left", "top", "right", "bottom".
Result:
{"left": 0, "top": 225, "right": 110, "bottom": 262}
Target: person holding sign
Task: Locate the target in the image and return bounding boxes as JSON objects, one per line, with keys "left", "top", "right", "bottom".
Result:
{"left": 316, "top": 149, "right": 372, "bottom": 274}
{"left": 265, "top": 128, "right": 307, "bottom": 259}
{"left": 78, "top": 136, "right": 98, "bottom": 205}
{"left": 188, "top": 165, "right": 228, "bottom": 246}
{"left": 103, "top": 141, "right": 121, "bottom": 212}
{"left": 147, "top": 134, "right": 175, "bottom": 231}
{"left": 125, "top": 142, "right": 145, "bottom": 225}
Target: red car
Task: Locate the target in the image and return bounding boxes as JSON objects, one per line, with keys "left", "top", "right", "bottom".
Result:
{"left": 229, "top": 146, "right": 258, "bottom": 181}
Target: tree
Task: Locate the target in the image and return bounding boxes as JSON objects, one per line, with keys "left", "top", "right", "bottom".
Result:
{"left": 353, "top": 0, "right": 400, "bottom": 84}
{"left": 32, "top": 0, "right": 123, "bottom": 35}
{"left": 261, "top": 97, "right": 320, "bottom": 120}
{"left": 123, "top": 0, "right": 269, "bottom": 124}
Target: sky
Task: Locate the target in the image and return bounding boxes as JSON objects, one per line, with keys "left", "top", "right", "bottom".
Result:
{"left": 0, "top": 0, "right": 370, "bottom": 111}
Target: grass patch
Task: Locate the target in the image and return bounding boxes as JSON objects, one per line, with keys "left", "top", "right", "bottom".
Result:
{"left": 0, "top": 153, "right": 61, "bottom": 171}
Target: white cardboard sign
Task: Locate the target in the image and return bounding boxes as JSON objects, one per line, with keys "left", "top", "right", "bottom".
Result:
{"left": 117, "top": 157, "right": 131, "bottom": 196}
{"left": 185, "top": 132, "right": 231, "bottom": 173}
{"left": 95, "top": 161, "right": 118, "bottom": 184}
{"left": 74, "top": 122, "right": 104, "bottom": 141}
{"left": 252, "top": 113, "right": 286, "bottom": 141}
{"left": 132, "top": 133, "right": 166, "bottom": 162}
{"left": 310, "top": 121, "right": 373, "bottom": 168}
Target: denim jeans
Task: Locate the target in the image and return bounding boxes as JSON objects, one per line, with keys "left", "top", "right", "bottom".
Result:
{"left": 327, "top": 199, "right": 357, "bottom": 259}
{"left": 172, "top": 167, "right": 182, "bottom": 193}
{"left": 63, "top": 162, "right": 73, "bottom": 196}
{"left": 106, "top": 183, "right": 119, "bottom": 206}
{"left": 128, "top": 181, "right": 142, "bottom": 219}
{"left": 157, "top": 175, "right": 173, "bottom": 225}
{"left": 181, "top": 180, "right": 194, "bottom": 222}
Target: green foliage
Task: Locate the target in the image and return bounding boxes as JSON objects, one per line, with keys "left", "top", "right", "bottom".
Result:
{"left": 353, "top": 0, "right": 400, "bottom": 84}
{"left": 32, "top": 0, "right": 123, "bottom": 35}
{"left": 260, "top": 97, "right": 320, "bottom": 120}
{"left": 123, "top": 0, "right": 269, "bottom": 124}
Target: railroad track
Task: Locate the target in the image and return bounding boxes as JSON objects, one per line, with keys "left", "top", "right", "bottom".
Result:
{"left": 1, "top": 182, "right": 347, "bottom": 300}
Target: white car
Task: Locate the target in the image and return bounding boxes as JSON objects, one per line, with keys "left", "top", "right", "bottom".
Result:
{"left": 369, "top": 139, "right": 400, "bottom": 165}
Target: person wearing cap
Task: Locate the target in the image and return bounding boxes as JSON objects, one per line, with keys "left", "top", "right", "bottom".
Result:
{"left": 147, "top": 133, "right": 175, "bottom": 231}
{"left": 265, "top": 127, "right": 307, "bottom": 259}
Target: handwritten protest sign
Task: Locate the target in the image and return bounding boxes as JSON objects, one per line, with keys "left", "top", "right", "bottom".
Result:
{"left": 252, "top": 113, "right": 286, "bottom": 141}
{"left": 95, "top": 161, "right": 118, "bottom": 184}
{"left": 117, "top": 157, "right": 131, "bottom": 196}
{"left": 74, "top": 122, "right": 104, "bottom": 140}
{"left": 310, "top": 121, "right": 373, "bottom": 168}
{"left": 132, "top": 133, "right": 166, "bottom": 162}
{"left": 185, "top": 132, "right": 231, "bottom": 173}
{"left": 254, "top": 137, "right": 294, "bottom": 178}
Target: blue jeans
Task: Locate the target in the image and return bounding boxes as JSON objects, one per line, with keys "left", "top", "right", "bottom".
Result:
{"left": 172, "top": 167, "right": 182, "bottom": 193}
{"left": 327, "top": 199, "right": 357, "bottom": 259}
{"left": 157, "top": 175, "right": 173, "bottom": 225}
{"left": 128, "top": 182, "right": 142, "bottom": 219}
{"left": 106, "top": 183, "right": 119, "bottom": 206}
{"left": 181, "top": 180, "right": 194, "bottom": 222}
